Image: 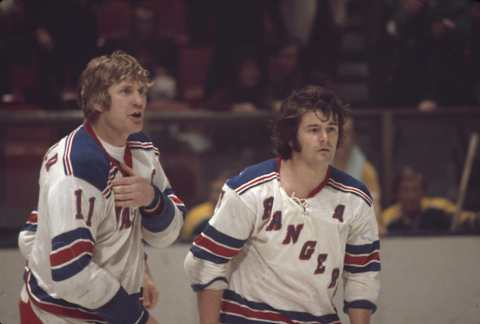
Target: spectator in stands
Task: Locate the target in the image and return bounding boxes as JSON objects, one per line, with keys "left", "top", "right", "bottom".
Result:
{"left": 266, "top": 38, "right": 305, "bottom": 111}
{"left": 382, "top": 166, "right": 480, "bottom": 234}
{"left": 23, "top": 0, "right": 99, "bottom": 107}
{"left": 180, "top": 172, "right": 228, "bottom": 241}
{"left": 202, "top": 0, "right": 283, "bottom": 98}
{"left": 204, "top": 48, "right": 271, "bottom": 112}
{"left": 384, "top": 0, "right": 473, "bottom": 110}
{"left": 101, "top": 2, "right": 179, "bottom": 101}
{"left": 334, "top": 116, "right": 385, "bottom": 234}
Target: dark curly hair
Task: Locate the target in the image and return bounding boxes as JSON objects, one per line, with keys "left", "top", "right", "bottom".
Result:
{"left": 272, "top": 85, "right": 350, "bottom": 160}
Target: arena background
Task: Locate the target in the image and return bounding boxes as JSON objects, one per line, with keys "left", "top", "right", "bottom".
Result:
{"left": 1, "top": 0, "right": 480, "bottom": 323}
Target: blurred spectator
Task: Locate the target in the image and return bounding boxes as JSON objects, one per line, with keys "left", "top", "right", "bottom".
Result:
{"left": 266, "top": 37, "right": 306, "bottom": 110}
{"left": 180, "top": 172, "right": 228, "bottom": 241}
{"left": 102, "top": 2, "right": 179, "bottom": 102}
{"left": 23, "top": 0, "right": 99, "bottom": 107}
{"left": 301, "top": 0, "right": 345, "bottom": 81}
{"left": 334, "top": 116, "right": 385, "bottom": 234}
{"left": 384, "top": 0, "right": 473, "bottom": 109}
{"left": 203, "top": 0, "right": 283, "bottom": 97}
{"left": 382, "top": 166, "right": 480, "bottom": 234}
{"left": 204, "top": 48, "right": 270, "bottom": 112}
{"left": 279, "top": 0, "right": 317, "bottom": 46}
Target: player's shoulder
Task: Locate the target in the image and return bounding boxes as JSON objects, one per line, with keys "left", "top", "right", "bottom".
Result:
{"left": 127, "top": 132, "right": 159, "bottom": 155}
{"left": 65, "top": 125, "right": 110, "bottom": 191}
{"left": 226, "top": 159, "right": 279, "bottom": 195}
{"left": 328, "top": 166, "right": 373, "bottom": 206}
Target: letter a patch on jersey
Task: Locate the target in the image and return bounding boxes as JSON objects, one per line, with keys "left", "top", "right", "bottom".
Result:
{"left": 332, "top": 204, "right": 345, "bottom": 223}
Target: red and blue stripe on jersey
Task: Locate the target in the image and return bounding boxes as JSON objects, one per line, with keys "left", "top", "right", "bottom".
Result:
{"left": 327, "top": 167, "right": 373, "bottom": 207}
{"left": 227, "top": 159, "right": 279, "bottom": 195}
{"left": 344, "top": 240, "right": 380, "bottom": 273}
{"left": 220, "top": 289, "right": 341, "bottom": 324}
{"left": 50, "top": 227, "right": 95, "bottom": 281}
{"left": 25, "top": 269, "right": 106, "bottom": 322}
{"left": 191, "top": 225, "right": 246, "bottom": 265}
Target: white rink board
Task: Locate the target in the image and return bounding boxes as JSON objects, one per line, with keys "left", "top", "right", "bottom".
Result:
{"left": 1, "top": 236, "right": 480, "bottom": 324}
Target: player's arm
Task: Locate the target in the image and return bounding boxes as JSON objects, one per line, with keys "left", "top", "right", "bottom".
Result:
{"left": 113, "top": 162, "right": 184, "bottom": 247}
{"left": 18, "top": 210, "right": 39, "bottom": 259}
{"left": 343, "top": 200, "right": 381, "bottom": 318}
{"left": 184, "top": 185, "right": 255, "bottom": 322}
{"left": 197, "top": 289, "right": 223, "bottom": 324}
{"left": 348, "top": 308, "right": 372, "bottom": 324}
{"left": 142, "top": 254, "right": 159, "bottom": 309}
{"left": 47, "top": 177, "right": 149, "bottom": 324}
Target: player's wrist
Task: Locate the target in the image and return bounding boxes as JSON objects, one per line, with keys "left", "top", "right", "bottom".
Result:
{"left": 141, "top": 186, "right": 163, "bottom": 213}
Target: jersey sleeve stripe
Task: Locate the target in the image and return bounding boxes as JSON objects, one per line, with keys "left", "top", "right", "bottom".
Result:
{"left": 344, "top": 262, "right": 381, "bottom": 273}
{"left": 164, "top": 188, "right": 187, "bottom": 214}
{"left": 191, "top": 277, "right": 228, "bottom": 292}
{"left": 343, "top": 300, "right": 377, "bottom": 313}
{"left": 201, "top": 225, "right": 247, "bottom": 249}
{"left": 21, "top": 223, "right": 37, "bottom": 232}
{"left": 50, "top": 228, "right": 95, "bottom": 281}
{"left": 50, "top": 240, "right": 95, "bottom": 267}
{"left": 51, "top": 228, "right": 95, "bottom": 250}
{"left": 141, "top": 196, "right": 175, "bottom": 232}
{"left": 344, "top": 251, "right": 380, "bottom": 266}
{"left": 190, "top": 245, "right": 229, "bottom": 264}
{"left": 194, "top": 233, "right": 241, "bottom": 258}
{"left": 345, "top": 240, "right": 380, "bottom": 254}
{"left": 51, "top": 254, "right": 92, "bottom": 281}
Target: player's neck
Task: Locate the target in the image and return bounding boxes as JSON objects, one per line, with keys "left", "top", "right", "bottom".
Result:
{"left": 280, "top": 158, "right": 329, "bottom": 199}
{"left": 90, "top": 121, "right": 128, "bottom": 147}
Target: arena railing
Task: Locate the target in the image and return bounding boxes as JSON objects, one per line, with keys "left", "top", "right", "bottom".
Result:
{"left": 0, "top": 106, "right": 479, "bottom": 231}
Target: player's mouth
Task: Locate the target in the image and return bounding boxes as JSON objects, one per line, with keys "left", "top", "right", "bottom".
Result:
{"left": 128, "top": 112, "right": 144, "bottom": 125}
{"left": 129, "top": 112, "right": 143, "bottom": 119}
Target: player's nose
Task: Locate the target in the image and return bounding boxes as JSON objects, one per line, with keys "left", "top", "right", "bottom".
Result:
{"left": 132, "top": 91, "right": 146, "bottom": 107}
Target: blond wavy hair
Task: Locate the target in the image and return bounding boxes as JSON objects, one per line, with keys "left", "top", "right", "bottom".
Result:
{"left": 78, "top": 51, "right": 151, "bottom": 121}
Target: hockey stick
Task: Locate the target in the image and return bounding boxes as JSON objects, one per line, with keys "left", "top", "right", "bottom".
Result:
{"left": 451, "top": 132, "right": 479, "bottom": 231}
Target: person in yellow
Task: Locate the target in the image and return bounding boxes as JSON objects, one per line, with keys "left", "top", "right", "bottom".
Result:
{"left": 382, "top": 166, "right": 479, "bottom": 233}
{"left": 180, "top": 173, "right": 227, "bottom": 241}
{"left": 334, "top": 115, "right": 385, "bottom": 234}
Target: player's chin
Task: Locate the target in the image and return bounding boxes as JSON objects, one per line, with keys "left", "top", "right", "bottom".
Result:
{"left": 315, "top": 153, "right": 333, "bottom": 164}
{"left": 128, "top": 120, "right": 144, "bottom": 132}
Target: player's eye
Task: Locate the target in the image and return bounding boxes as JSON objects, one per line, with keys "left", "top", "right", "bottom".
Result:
{"left": 327, "top": 126, "right": 338, "bottom": 133}
{"left": 120, "top": 87, "right": 132, "bottom": 95}
{"left": 138, "top": 87, "right": 147, "bottom": 96}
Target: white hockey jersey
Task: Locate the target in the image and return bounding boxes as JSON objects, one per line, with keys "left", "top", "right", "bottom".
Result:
{"left": 22, "top": 123, "right": 185, "bottom": 323}
{"left": 184, "top": 159, "right": 380, "bottom": 324}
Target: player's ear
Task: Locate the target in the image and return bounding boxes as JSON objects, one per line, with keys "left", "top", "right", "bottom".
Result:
{"left": 93, "top": 102, "right": 105, "bottom": 113}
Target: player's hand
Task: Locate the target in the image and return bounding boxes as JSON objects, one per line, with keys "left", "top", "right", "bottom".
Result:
{"left": 146, "top": 315, "right": 159, "bottom": 324}
{"left": 143, "top": 270, "right": 159, "bottom": 309}
{"left": 112, "top": 163, "right": 155, "bottom": 208}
